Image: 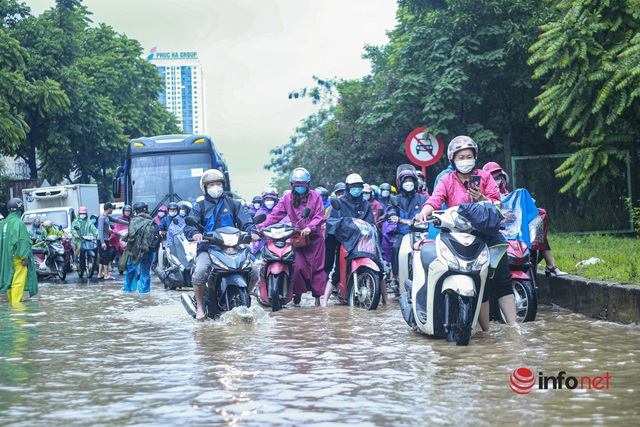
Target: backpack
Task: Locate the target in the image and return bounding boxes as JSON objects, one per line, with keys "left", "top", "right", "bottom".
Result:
{"left": 198, "top": 196, "right": 238, "bottom": 226}
{"left": 135, "top": 218, "right": 160, "bottom": 254}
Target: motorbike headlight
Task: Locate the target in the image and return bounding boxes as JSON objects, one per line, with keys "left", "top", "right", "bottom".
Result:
{"left": 209, "top": 254, "right": 229, "bottom": 270}
{"left": 473, "top": 248, "right": 489, "bottom": 271}
{"left": 241, "top": 258, "right": 252, "bottom": 269}
{"left": 439, "top": 244, "right": 460, "bottom": 270}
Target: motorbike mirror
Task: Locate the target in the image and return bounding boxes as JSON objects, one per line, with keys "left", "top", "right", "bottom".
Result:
{"left": 377, "top": 208, "right": 384, "bottom": 218}
{"left": 253, "top": 213, "right": 267, "bottom": 225}
{"left": 74, "top": 225, "right": 80, "bottom": 230}
{"left": 390, "top": 195, "right": 399, "bottom": 208}
{"left": 109, "top": 223, "right": 115, "bottom": 229}
{"left": 184, "top": 216, "right": 199, "bottom": 227}
{"left": 330, "top": 198, "right": 341, "bottom": 210}
{"left": 242, "top": 232, "right": 252, "bottom": 244}
{"left": 301, "top": 207, "right": 311, "bottom": 219}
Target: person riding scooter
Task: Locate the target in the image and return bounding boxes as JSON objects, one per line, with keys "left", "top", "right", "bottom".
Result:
{"left": 187, "top": 169, "right": 260, "bottom": 320}
{"left": 416, "top": 136, "right": 517, "bottom": 330}
{"left": 323, "top": 173, "right": 383, "bottom": 306}
{"left": 71, "top": 206, "right": 98, "bottom": 271}
{"left": 386, "top": 165, "right": 429, "bottom": 293}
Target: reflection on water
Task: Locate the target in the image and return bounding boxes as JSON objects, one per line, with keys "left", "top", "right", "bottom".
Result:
{"left": 0, "top": 280, "right": 638, "bottom": 426}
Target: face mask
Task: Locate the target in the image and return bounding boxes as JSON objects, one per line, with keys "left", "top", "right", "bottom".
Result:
{"left": 208, "top": 186, "right": 224, "bottom": 198}
{"left": 494, "top": 179, "right": 502, "bottom": 187}
{"left": 34, "top": 223, "right": 41, "bottom": 228}
{"left": 264, "top": 200, "right": 275, "bottom": 209}
{"left": 158, "top": 212, "right": 166, "bottom": 218}
{"left": 294, "top": 186, "right": 308, "bottom": 195}
{"left": 179, "top": 210, "right": 187, "bottom": 217}
{"left": 381, "top": 190, "right": 390, "bottom": 198}
{"left": 350, "top": 188, "right": 363, "bottom": 197}
{"left": 402, "top": 182, "right": 415, "bottom": 192}
{"left": 363, "top": 193, "right": 371, "bottom": 201}
{"left": 79, "top": 214, "right": 87, "bottom": 220}
{"left": 253, "top": 203, "right": 261, "bottom": 209}
{"left": 169, "top": 211, "right": 177, "bottom": 217}
{"left": 455, "top": 159, "right": 476, "bottom": 174}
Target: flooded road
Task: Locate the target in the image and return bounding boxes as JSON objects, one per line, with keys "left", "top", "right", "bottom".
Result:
{"left": 1, "top": 278, "right": 639, "bottom": 426}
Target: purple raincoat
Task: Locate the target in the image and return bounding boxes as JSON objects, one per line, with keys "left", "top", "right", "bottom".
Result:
{"left": 260, "top": 191, "right": 327, "bottom": 297}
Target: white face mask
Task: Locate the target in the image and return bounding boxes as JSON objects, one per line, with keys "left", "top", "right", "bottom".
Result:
{"left": 158, "top": 212, "right": 165, "bottom": 218}
{"left": 363, "top": 193, "right": 371, "bottom": 201}
{"left": 455, "top": 159, "right": 476, "bottom": 174}
{"left": 381, "top": 190, "right": 390, "bottom": 198}
{"left": 253, "top": 203, "right": 261, "bottom": 209}
{"left": 495, "top": 178, "right": 502, "bottom": 187}
{"left": 79, "top": 214, "right": 87, "bottom": 220}
{"left": 402, "top": 182, "right": 415, "bottom": 192}
{"left": 264, "top": 200, "right": 275, "bottom": 209}
{"left": 169, "top": 210, "right": 178, "bottom": 217}
{"left": 208, "top": 186, "right": 224, "bottom": 198}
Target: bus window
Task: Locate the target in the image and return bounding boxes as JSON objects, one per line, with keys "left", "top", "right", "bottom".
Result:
{"left": 130, "top": 156, "right": 170, "bottom": 208}
{"left": 170, "top": 153, "right": 210, "bottom": 204}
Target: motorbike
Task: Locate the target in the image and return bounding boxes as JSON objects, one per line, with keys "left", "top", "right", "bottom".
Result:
{"left": 154, "top": 233, "right": 197, "bottom": 290}
{"left": 32, "top": 234, "right": 68, "bottom": 280}
{"left": 327, "top": 198, "right": 382, "bottom": 310}
{"left": 180, "top": 216, "right": 254, "bottom": 319}
{"left": 490, "top": 237, "right": 538, "bottom": 323}
{"left": 253, "top": 208, "right": 310, "bottom": 312}
{"left": 74, "top": 225, "right": 98, "bottom": 279}
{"left": 110, "top": 221, "right": 129, "bottom": 275}
{"left": 398, "top": 207, "right": 490, "bottom": 346}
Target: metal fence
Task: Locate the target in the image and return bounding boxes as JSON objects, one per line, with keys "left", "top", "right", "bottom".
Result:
{"left": 511, "top": 154, "right": 634, "bottom": 234}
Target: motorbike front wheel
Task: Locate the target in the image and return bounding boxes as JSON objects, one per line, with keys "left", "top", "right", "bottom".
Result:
{"left": 55, "top": 258, "right": 66, "bottom": 280}
{"left": 501, "top": 280, "right": 537, "bottom": 323}
{"left": 454, "top": 295, "right": 473, "bottom": 346}
{"left": 269, "top": 274, "right": 282, "bottom": 312}
{"left": 227, "top": 286, "right": 250, "bottom": 310}
{"left": 85, "top": 254, "right": 95, "bottom": 278}
{"left": 349, "top": 267, "right": 381, "bottom": 310}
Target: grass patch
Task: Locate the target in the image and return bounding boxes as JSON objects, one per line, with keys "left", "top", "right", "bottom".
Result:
{"left": 545, "top": 234, "right": 640, "bottom": 285}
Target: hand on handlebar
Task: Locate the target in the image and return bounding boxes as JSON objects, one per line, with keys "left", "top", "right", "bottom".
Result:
{"left": 300, "top": 227, "right": 311, "bottom": 236}
{"left": 251, "top": 233, "right": 260, "bottom": 242}
{"left": 415, "top": 206, "right": 434, "bottom": 223}
{"left": 389, "top": 215, "right": 399, "bottom": 224}
{"left": 193, "top": 233, "right": 203, "bottom": 243}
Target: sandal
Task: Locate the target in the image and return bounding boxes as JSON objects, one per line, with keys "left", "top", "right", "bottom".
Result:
{"left": 545, "top": 265, "right": 568, "bottom": 277}
{"left": 103, "top": 275, "right": 116, "bottom": 280}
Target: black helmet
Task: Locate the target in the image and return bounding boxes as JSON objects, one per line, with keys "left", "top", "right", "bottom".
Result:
{"left": 251, "top": 195, "right": 261, "bottom": 204}
{"left": 380, "top": 183, "right": 391, "bottom": 192}
{"left": 7, "top": 197, "right": 24, "bottom": 212}
{"left": 333, "top": 182, "right": 346, "bottom": 193}
{"left": 167, "top": 202, "right": 179, "bottom": 210}
{"left": 133, "top": 201, "right": 148, "bottom": 213}
{"left": 314, "top": 186, "right": 329, "bottom": 198}
{"left": 123, "top": 204, "right": 132, "bottom": 212}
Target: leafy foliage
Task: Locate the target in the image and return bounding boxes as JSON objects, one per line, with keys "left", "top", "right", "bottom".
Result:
{"left": 268, "top": 0, "right": 555, "bottom": 190}
{"left": 0, "top": 0, "right": 180, "bottom": 201}
{"left": 528, "top": 0, "right": 640, "bottom": 198}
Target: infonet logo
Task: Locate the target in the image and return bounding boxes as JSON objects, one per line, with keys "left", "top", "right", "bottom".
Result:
{"left": 510, "top": 368, "right": 611, "bottom": 394}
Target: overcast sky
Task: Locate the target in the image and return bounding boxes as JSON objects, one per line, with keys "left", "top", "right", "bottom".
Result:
{"left": 25, "top": 0, "right": 398, "bottom": 200}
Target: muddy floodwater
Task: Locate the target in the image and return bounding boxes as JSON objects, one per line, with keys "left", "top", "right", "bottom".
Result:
{"left": 1, "top": 279, "right": 639, "bottom": 426}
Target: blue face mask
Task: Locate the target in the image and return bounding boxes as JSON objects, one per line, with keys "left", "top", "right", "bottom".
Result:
{"left": 350, "top": 188, "right": 363, "bottom": 197}
{"left": 294, "top": 186, "right": 308, "bottom": 195}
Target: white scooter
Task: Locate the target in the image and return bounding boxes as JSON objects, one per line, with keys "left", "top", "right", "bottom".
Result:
{"left": 398, "top": 207, "right": 490, "bottom": 346}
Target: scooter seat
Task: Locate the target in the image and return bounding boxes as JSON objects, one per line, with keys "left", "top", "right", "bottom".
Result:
{"left": 32, "top": 247, "right": 47, "bottom": 254}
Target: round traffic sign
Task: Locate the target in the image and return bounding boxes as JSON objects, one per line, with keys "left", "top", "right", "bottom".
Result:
{"left": 404, "top": 127, "right": 444, "bottom": 166}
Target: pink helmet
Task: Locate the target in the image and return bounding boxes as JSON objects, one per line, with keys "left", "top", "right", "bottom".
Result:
{"left": 447, "top": 136, "right": 478, "bottom": 161}
{"left": 157, "top": 205, "right": 168, "bottom": 212}
{"left": 78, "top": 206, "right": 88, "bottom": 214}
{"left": 482, "top": 162, "right": 503, "bottom": 175}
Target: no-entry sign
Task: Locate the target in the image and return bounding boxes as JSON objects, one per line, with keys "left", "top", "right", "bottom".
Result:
{"left": 404, "top": 127, "right": 444, "bottom": 166}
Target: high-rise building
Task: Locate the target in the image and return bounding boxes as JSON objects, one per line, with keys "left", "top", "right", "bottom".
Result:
{"left": 148, "top": 50, "right": 206, "bottom": 134}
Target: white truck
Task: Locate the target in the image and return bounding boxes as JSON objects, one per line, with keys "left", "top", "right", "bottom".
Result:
{"left": 21, "top": 184, "right": 101, "bottom": 235}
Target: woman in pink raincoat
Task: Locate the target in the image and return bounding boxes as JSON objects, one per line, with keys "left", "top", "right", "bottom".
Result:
{"left": 259, "top": 167, "right": 327, "bottom": 306}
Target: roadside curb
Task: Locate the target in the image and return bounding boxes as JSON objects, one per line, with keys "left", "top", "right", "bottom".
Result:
{"left": 536, "top": 271, "right": 640, "bottom": 324}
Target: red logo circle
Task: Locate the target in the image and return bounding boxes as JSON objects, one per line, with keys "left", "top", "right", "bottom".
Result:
{"left": 510, "top": 368, "right": 536, "bottom": 394}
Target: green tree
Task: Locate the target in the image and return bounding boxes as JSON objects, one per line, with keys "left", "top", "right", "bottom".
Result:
{"left": 528, "top": 0, "right": 640, "bottom": 201}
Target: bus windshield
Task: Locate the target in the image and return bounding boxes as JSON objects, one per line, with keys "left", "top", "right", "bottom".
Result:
{"left": 130, "top": 153, "right": 211, "bottom": 209}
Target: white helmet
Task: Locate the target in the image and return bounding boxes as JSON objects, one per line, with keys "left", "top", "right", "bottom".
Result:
{"left": 289, "top": 167, "right": 311, "bottom": 184}
{"left": 345, "top": 173, "right": 364, "bottom": 186}
{"left": 200, "top": 169, "right": 225, "bottom": 194}
{"left": 447, "top": 136, "right": 478, "bottom": 161}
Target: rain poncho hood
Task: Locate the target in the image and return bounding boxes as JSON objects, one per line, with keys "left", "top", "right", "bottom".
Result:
{"left": 0, "top": 212, "right": 38, "bottom": 297}
{"left": 500, "top": 188, "right": 544, "bottom": 249}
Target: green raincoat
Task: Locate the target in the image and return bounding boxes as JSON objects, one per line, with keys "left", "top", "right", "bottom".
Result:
{"left": 0, "top": 212, "right": 38, "bottom": 297}
{"left": 71, "top": 217, "right": 98, "bottom": 246}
